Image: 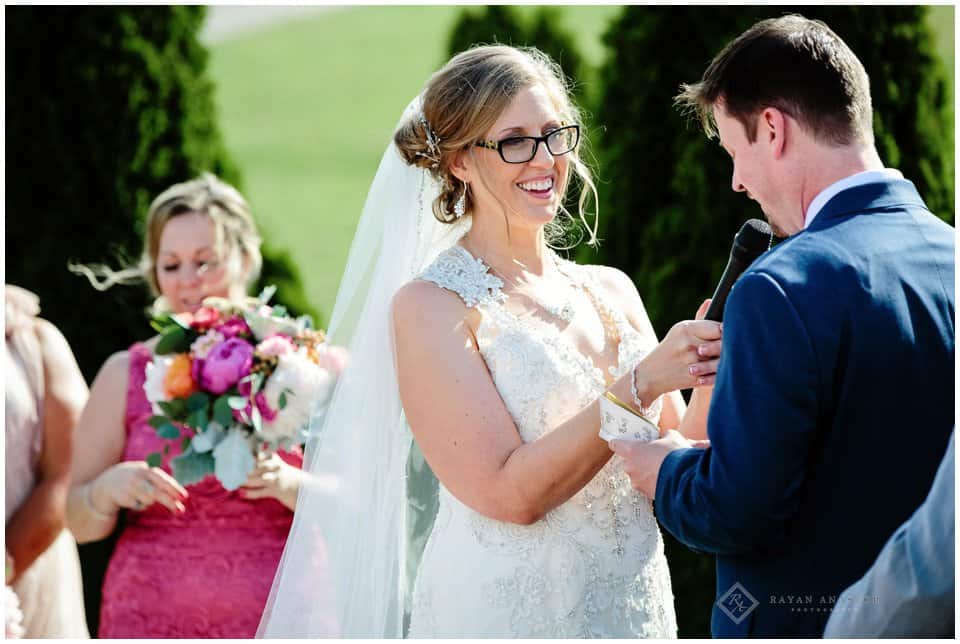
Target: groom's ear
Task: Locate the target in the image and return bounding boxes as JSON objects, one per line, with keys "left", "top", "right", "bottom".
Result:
{"left": 760, "top": 107, "right": 787, "bottom": 160}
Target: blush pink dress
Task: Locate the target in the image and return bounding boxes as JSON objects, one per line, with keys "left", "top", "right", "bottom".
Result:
{"left": 98, "top": 343, "right": 303, "bottom": 638}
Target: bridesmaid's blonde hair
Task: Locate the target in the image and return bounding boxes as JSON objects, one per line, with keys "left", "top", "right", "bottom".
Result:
{"left": 70, "top": 174, "right": 262, "bottom": 306}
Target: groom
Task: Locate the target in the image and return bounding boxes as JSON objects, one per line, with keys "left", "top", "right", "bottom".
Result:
{"left": 612, "top": 15, "right": 955, "bottom": 637}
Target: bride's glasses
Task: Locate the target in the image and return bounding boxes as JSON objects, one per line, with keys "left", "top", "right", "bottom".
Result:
{"left": 475, "top": 124, "right": 581, "bottom": 164}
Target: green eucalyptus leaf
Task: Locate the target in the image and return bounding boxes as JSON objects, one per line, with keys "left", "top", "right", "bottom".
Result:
{"left": 212, "top": 428, "right": 255, "bottom": 491}
{"left": 189, "top": 408, "right": 209, "bottom": 431}
{"left": 155, "top": 326, "right": 187, "bottom": 355}
{"left": 156, "top": 423, "right": 180, "bottom": 440}
{"left": 250, "top": 405, "right": 262, "bottom": 433}
{"left": 249, "top": 372, "right": 265, "bottom": 395}
{"left": 227, "top": 396, "right": 248, "bottom": 411}
{"left": 186, "top": 392, "right": 209, "bottom": 412}
{"left": 171, "top": 448, "right": 214, "bottom": 486}
{"left": 158, "top": 399, "right": 187, "bottom": 419}
{"left": 192, "top": 422, "right": 226, "bottom": 454}
{"left": 170, "top": 314, "right": 193, "bottom": 330}
{"left": 148, "top": 415, "right": 170, "bottom": 429}
{"left": 213, "top": 395, "right": 235, "bottom": 427}
{"left": 257, "top": 284, "right": 277, "bottom": 304}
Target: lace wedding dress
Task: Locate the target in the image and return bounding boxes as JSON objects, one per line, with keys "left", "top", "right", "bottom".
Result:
{"left": 407, "top": 245, "right": 678, "bottom": 638}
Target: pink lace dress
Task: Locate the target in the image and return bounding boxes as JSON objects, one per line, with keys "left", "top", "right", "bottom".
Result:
{"left": 98, "top": 343, "right": 303, "bottom": 638}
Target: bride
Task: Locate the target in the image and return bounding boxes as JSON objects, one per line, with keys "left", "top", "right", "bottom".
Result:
{"left": 259, "top": 45, "right": 721, "bottom": 638}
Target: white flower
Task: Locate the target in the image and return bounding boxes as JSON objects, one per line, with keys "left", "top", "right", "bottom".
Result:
{"left": 259, "top": 348, "right": 334, "bottom": 443}
{"left": 5, "top": 585, "right": 24, "bottom": 639}
{"left": 201, "top": 296, "right": 233, "bottom": 311}
{"left": 143, "top": 356, "right": 173, "bottom": 415}
{"left": 212, "top": 426, "right": 256, "bottom": 491}
{"left": 190, "top": 329, "right": 225, "bottom": 359}
{"left": 244, "top": 305, "right": 306, "bottom": 341}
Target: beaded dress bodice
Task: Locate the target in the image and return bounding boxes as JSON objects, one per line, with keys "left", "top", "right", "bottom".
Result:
{"left": 407, "top": 245, "right": 677, "bottom": 638}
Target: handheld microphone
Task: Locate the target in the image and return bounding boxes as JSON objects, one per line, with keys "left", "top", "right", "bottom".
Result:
{"left": 703, "top": 219, "right": 773, "bottom": 322}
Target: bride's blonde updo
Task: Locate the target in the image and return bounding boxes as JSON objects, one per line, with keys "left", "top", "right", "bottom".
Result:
{"left": 394, "top": 45, "right": 598, "bottom": 245}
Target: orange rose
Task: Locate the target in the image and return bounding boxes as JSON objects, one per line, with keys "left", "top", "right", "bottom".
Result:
{"left": 164, "top": 353, "right": 198, "bottom": 398}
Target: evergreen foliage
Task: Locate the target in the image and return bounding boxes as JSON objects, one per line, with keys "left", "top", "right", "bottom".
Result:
{"left": 6, "top": 6, "right": 315, "bottom": 384}
{"left": 594, "top": 5, "right": 953, "bottom": 339}
{"left": 447, "top": 6, "right": 587, "bottom": 99}
{"left": 5, "top": 6, "right": 313, "bottom": 633}
{"left": 593, "top": 6, "right": 953, "bottom": 636}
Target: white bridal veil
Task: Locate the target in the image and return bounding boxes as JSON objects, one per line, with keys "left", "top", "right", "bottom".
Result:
{"left": 257, "top": 98, "right": 470, "bottom": 637}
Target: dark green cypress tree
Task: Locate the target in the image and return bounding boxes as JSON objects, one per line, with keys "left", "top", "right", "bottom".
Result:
{"left": 447, "top": 6, "right": 587, "bottom": 100}
{"left": 592, "top": 6, "right": 953, "bottom": 636}
{"left": 594, "top": 5, "right": 952, "bottom": 340}
{"left": 447, "top": 5, "right": 527, "bottom": 54}
{"left": 5, "top": 6, "right": 313, "bottom": 632}
{"left": 6, "top": 6, "right": 315, "bottom": 384}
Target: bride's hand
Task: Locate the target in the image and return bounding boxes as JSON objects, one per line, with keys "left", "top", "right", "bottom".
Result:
{"left": 631, "top": 314, "right": 722, "bottom": 400}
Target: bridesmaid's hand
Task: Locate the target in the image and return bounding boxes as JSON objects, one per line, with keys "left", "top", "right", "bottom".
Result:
{"left": 91, "top": 462, "right": 188, "bottom": 515}
{"left": 240, "top": 453, "right": 302, "bottom": 511}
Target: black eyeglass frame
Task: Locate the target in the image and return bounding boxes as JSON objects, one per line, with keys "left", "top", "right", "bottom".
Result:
{"left": 475, "top": 124, "right": 581, "bottom": 164}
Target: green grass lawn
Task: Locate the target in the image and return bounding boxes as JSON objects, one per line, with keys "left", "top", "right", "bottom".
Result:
{"left": 209, "top": 5, "right": 953, "bottom": 321}
{"left": 208, "top": 5, "right": 620, "bottom": 321}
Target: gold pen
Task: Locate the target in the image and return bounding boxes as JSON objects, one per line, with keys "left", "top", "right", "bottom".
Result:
{"left": 603, "top": 391, "right": 644, "bottom": 418}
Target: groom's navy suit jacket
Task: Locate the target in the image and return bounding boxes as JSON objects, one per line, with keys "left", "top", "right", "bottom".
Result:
{"left": 655, "top": 178, "right": 955, "bottom": 637}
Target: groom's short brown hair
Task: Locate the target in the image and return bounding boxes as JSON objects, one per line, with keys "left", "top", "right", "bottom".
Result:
{"left": 675, "top": 14, "right": 873, "bottom": 146}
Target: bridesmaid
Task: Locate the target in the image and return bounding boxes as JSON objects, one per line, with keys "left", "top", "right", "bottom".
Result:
{"left": 5, "top": 285, "right": 89, "bottom": 638}
{"left": 65, "top": 175, "right": 305, "bottom": 637}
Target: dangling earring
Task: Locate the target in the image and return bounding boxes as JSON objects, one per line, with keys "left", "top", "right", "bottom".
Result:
{"left": 454, "top": 186, "right": 466, "bottom": 219}
{"left": 450, "top": 182, "right": 466, "bottom": 220}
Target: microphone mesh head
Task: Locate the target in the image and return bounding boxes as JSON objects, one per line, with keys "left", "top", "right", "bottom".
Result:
{"left": 732, "top": 218, "right": 773, "bottom": 260}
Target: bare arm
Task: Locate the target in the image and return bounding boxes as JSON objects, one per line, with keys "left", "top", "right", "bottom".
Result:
{"left": 5, "top": 319, "right": 88, "bottom": 582}
{"left": 65, "top": 351, "right": 129, "bottom": 542}
{"left": 392, "top": 280, "right": 719, "bottom": 525}
{"left": 66, "top": 347, "right": 189, "bottom": 544}
{"left": 592, "top": 266, "right": 716, "bottom": 441}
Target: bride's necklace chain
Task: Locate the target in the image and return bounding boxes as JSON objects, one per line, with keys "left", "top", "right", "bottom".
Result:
{"left": 468, "top": 245, "right": 623, "bottom": 383}
{"left": 486, "top": 259, "right": 579, "bottom": 324}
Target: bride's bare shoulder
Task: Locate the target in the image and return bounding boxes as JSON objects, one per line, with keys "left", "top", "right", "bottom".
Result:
{"left": 582, "top": 264, "right": 642, "bottom": 301}
{"left": 391, "top": 278, "right": 472, "bottom": 332}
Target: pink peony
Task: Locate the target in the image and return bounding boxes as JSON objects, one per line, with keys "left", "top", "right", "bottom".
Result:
{"left": 218, "top": 315, "right": 252, "bottom": 339}
{"left": 190, "top": 329, "right": 225, "bottom": 360}
{"left": 256, "top": 334, "right": 295, "bottom": 358}
{"left": 198, "top": 338, "right": 254, "bottom": 394}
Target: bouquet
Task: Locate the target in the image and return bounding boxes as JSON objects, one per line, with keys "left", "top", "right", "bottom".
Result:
{"left": 143, "top": 287, "right": 347, "bottom": 490}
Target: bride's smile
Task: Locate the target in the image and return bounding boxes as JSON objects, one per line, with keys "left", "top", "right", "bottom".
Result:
{"left": 456, "top": 83, "right": 571, "bottom": 230}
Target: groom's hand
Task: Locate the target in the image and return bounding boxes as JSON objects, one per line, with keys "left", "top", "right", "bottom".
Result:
{"left": 611, "top": 430, "right": 710, "bottom": 497}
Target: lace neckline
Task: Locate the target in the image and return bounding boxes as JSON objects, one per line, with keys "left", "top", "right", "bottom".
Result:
{"left": 450, "top": 244, "right": 630, "bottom": 387}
